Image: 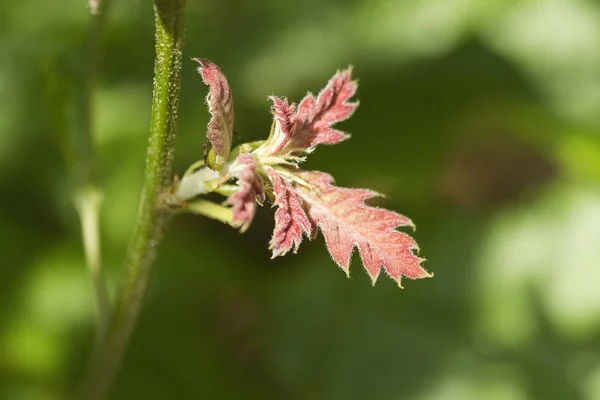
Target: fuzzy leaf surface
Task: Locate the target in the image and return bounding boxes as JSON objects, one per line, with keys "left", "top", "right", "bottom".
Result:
{"left": 268, "top": 168, "right": 315, "bottom": 257}
{"left": 267, "top": 68, "right": 358, "bottom": 156}
{"left": 195, "top": 58, "right": 234, "bottom": 170}
{"left": 297, "top": 171, "right": 430, "bottom": 286}
{"left": 226, "top": 153, "right": 263, "bottom": 232}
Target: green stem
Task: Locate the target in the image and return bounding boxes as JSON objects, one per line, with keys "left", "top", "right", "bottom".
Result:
{"left": 75, "top": 0, "right": 112, "bottom": 328}
{"left": 80, "top": 1, "right": 187, "bottom": 398}
{"left": 184, "top": 199, "right": 234, "bottom": 224}
{"left": 78, "top": 0, "right": 110, "bottom": 185}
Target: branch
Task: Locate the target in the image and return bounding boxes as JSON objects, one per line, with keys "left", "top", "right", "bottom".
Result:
{"left": 80, "top": 0, "right": 187, "bottom": 398}
{"left": 73, "top": 0, "right": 113, "bottom": 328}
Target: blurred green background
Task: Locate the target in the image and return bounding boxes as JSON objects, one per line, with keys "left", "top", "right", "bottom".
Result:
{"left": 2, "top": 0, "right": 600, "bottom": 399}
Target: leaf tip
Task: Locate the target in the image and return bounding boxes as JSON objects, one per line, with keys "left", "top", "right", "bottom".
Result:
{"left": 423, "top": 265, "right": 434, "bottom": 279}
{"left": 191, "top": 57, "right": 208, "bottom": 74}
{"left": 415, "top": 257, "right": 433, "bottom": 280}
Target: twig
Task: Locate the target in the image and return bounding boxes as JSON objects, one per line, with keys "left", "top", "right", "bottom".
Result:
{"left": 79, "top": 0, "right": 187, "bottom": 398}
{"left": 75, "top": 0, "right": 112, "bottom": 328}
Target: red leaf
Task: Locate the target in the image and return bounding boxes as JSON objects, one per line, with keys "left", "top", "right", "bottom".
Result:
{"left": 226, "top": 153, "right": 264, "bottom": 232}
{"left": 296, "top": 171, "right": 430, "bottom": 286}
{"left": 268, "top": 168, "right": 315, "bottom": 257}
{"left": 267, "top": 68, "right": 358, "bottom": 156}
{"left": 194, "top": 58, "right": 234, "bottom": 169}
{"left": 270, "top": 96, "right": 296, "bottom": 139}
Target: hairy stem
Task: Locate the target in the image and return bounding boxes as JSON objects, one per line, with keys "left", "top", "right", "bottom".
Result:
{"left": 80, "top": 0, "right": 187, "bottom": 398}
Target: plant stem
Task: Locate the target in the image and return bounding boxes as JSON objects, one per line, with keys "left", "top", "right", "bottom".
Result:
{"left": 81, "top": 0, "right": 187, "bottom": 398}
{"left": 74, "top": 187, "right": 110, "bottom": 335}
{"left": 184, "top": 199, "right": 234, "bottom": 224}
{"left": 75, "top": 0, "right": 112, "bottom": 328}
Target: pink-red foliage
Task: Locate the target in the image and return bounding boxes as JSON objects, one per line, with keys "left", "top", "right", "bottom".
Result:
{"left": 226, "top": 153, "right": 264, "bottom": 232}
{"left": 294, "top": 171, "right": 429, "bottom": 286}
{"left": 194, "top": 58, "right": 234, "bottom": 168}
{"left": 186, "top": 59, "right": 429, "bottom": 287}
{"left": 268, "top": 168, "right": 315, "bottom": 257}
{"left": 267, "top": 68, "right": 358, "bottom": 156}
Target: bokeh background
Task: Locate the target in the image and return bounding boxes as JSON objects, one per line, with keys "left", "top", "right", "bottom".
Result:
{"left": 2, "top": 0, "right": 600, "bottom": 399}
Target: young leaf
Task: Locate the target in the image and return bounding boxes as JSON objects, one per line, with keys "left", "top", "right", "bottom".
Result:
{"left": 265, "top": 96, "right": 296, "bottom": 155}
{"left": 226, "top": 153, "right": 264, "bottom": 232}
{"left": 270, "top": 96, "right": 296, "bottom": 137}
{"left": 268, "top": 168, "right": 315, "bottom": 257}
{"left": 266, "top": 68, "right": 358, "bottom": 157}
{"left": 179, "top": 61, "right": 430, "bottom": 288}
{"left": 194, "top": 58, "right": 234, "bottom": 170}
{"left": 296, "top": 170, "right": 430, "bottom": 287}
